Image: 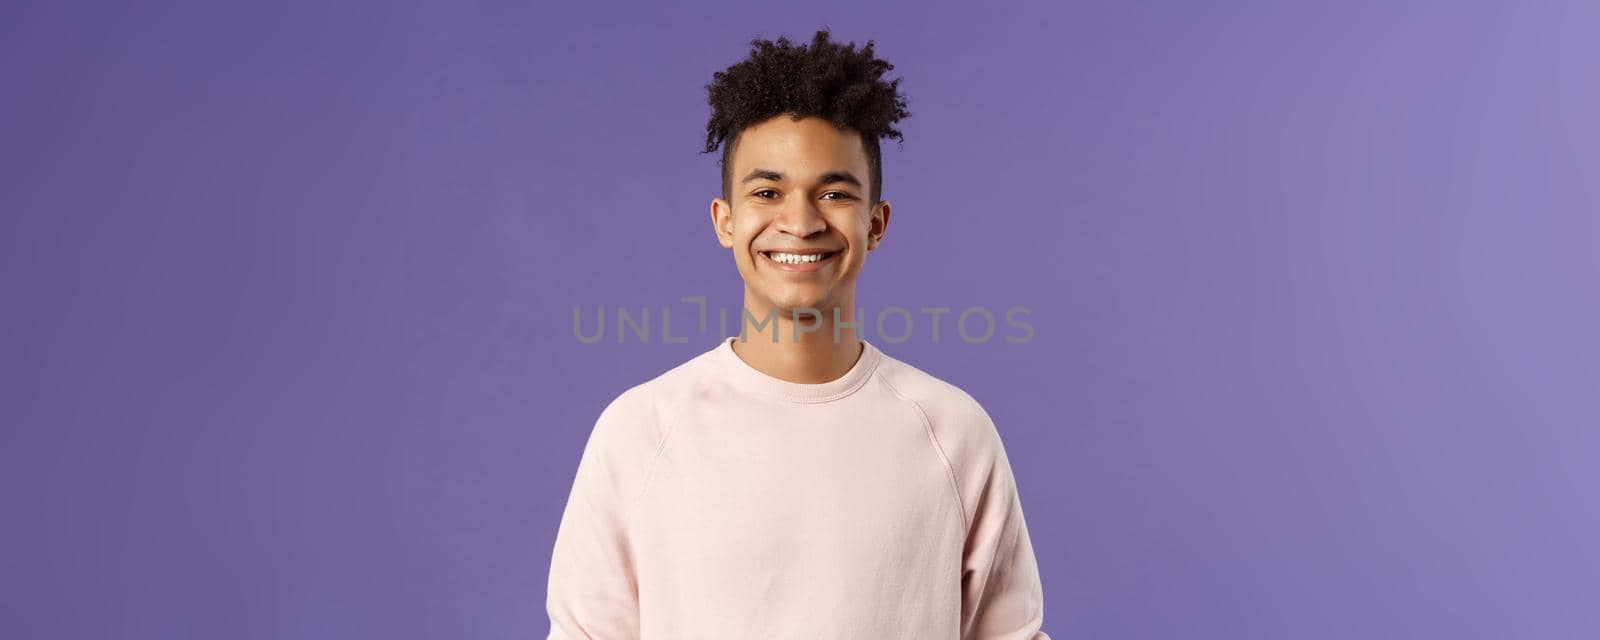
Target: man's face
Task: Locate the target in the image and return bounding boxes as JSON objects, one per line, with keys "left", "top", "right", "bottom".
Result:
{"left": 710, "top": 115, "right": 891, "bottom": 319}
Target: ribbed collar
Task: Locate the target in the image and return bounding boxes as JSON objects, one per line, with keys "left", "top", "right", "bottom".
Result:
{"left": 708, "top": 335, "right": 883, "bottom": 404}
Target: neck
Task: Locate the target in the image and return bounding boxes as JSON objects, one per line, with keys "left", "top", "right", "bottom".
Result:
{"left": 730, "top": 293, "right": 864, "bottom": 384}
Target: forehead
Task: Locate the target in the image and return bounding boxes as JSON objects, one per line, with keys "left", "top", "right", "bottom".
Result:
{"left": 731, "top": 115, "right": 869, "bottom": 178}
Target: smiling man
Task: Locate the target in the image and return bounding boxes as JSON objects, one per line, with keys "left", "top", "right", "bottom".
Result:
{"left": 546, "top": 30, "right": 1051, "bottom": 639}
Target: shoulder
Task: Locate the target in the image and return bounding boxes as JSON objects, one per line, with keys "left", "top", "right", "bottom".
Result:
{"left": 872, "top": 350, "right": 1004, "bottom": 461}
{"left": 871, "top": 350, "right": 1016, "bottom": 532}
{"left": 588, "top": 348, "right": 719, "bottom": 451}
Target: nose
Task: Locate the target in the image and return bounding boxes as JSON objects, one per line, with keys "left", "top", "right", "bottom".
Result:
{"left": 773, "top": 197, "right": 827, "bottom": 238}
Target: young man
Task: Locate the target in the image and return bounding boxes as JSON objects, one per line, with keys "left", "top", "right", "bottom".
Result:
{"left": 546, "top": 30, "right": 1051, "bottom": 639}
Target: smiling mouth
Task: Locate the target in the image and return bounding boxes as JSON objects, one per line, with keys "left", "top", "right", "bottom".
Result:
{"left": 760, "top": 250, "right": 840, "bottom": 265}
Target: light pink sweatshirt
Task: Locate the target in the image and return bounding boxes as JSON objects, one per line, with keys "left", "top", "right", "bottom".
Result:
{"left": 547, "top": 336, "right": 1051, "bottom": 639}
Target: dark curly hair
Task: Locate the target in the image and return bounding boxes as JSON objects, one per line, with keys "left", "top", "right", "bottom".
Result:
{"left": 701, "top": 29, "right": 911, "bottom": 205}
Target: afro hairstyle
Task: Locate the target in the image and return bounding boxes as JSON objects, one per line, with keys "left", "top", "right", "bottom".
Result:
{"left": 701, "top": 29, "right": 912, "bottom": 205}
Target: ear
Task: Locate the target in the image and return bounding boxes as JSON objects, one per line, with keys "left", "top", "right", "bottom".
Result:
{"left": 711, "top": 198, "right": 735, "bottom": 249}
{"left": 866, "top": 199, "right": 891, "bottom": 250}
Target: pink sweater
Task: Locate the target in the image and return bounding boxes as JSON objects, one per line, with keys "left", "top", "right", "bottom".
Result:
{"left": 547, "top": 336, "right": 1051, "bottom": 639}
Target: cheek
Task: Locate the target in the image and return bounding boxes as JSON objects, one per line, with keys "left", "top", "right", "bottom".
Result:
{"left": 732, "top": 215, "right": 762, "bottom": 244}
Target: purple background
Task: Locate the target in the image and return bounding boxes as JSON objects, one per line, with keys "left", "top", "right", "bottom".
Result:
{"left": 4, "top": 1, "right": 1598, "bottom": 637}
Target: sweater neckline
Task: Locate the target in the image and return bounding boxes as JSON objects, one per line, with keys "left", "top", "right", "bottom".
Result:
{"left": 710, "top": 335, "right": 882, "bottom": 403}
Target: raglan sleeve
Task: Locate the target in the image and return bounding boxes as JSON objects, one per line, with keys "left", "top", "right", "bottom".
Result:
{"left": 956, "top": 401, "right": 1052, "bottom": 640}
{"left": 546, "top": 385, "right": 662, "bottom": 640}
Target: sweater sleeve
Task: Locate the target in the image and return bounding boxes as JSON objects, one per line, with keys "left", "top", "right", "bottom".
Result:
{"left": 958, "top": 406, "right": 1051, "bottom": 640}
{"left": 546, "top": 386, "right": 662, "bottom": 640}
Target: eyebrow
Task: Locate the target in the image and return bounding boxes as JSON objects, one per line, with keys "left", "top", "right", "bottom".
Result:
{"left": 739, "top": 168, "right": 863, "bottom": 189}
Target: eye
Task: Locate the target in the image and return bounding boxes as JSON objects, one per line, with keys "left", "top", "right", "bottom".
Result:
{"left": 822, "top": 191, "right": 854, "bottom": 201}
{"left": 753, "top": 189, "right": 778, "bottom": 199}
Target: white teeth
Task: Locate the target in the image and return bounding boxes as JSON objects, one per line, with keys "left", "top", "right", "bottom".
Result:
{"left": 768, "top": 252, "right": 828, "bottom": 264}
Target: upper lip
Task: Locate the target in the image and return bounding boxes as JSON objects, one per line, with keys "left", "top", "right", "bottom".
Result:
{"left": 760, "top": 248, "right": 838, "bottom": 255}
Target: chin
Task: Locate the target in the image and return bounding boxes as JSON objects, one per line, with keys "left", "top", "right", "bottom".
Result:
{"left": 768, "top": 293, "right": 832, "bottom": 316}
